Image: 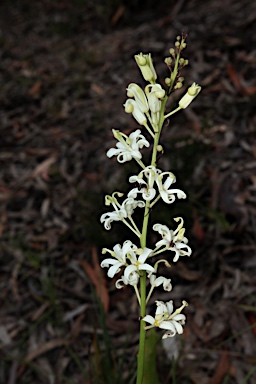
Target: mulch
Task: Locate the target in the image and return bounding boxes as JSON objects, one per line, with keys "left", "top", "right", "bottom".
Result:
{"left": 1, "top": 0, "right": 256, "bottom": 383}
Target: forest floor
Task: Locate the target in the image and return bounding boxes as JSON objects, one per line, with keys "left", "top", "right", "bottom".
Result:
{"left": 1, "top": 0, "right": 256, "bottom": 383}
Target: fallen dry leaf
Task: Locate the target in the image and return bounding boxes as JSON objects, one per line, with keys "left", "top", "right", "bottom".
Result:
{"left": 79, "top": 247, "right": 109, "bottom": 313}
{"left": 208, "top": 350, "right": 230, "bottom": 384}
{"left": 31, "top": 156, "right": 57, "bottom": 180}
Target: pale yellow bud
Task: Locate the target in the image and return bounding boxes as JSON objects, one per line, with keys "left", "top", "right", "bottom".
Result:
{"left": 156, "top": 144, "right": 164, "bottom": 153}
{"left": 164, "top": 57, "right": 172, "bottom": 65}
{"left": 178, "top": 82, "right": 201, "bottom": 109}
{"left": 174, "top": 82, "right": 183, "bottom": 89}
{"left": 134, "top": 53, "right": 157, "bottom": 83}
{"left": 165, "top": 77, "right": 171, "bottom": 86}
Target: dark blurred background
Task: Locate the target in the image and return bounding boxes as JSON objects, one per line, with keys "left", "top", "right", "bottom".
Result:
{"left": 1, "top": 0, "right": 256, "bottom": 383}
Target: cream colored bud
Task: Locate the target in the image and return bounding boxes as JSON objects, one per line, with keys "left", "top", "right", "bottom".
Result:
{"left": 164, "top": 57, "right": 172, "bottom": 66}
{"left": 169, "top": 48, "right": 175, "bottom": 56}
{"left": 175, "top": 82, "right": 183, "bottom": 89}
{"left": 156, "top": 144, "right": 164, "bottom": 153}
{"left": 127, "top": 83, "right": 149, "bottom": 113}
{"left": 154, "top": 89, "right": 165, "bottom": 99}
{"left": 134, "top": 53, "right": 157, "bottom": 83}
{"left": 188, "top": 83, "right": 201, "bottom": 96}
{"left": 124, "top": 102, "right": 133, "bottom": 113}
{"left": 165, "top": 77, "right": 171, "bottom": 86}
{"left": 135, "top": 55, "right": 147, "bottom": 66}
{"left": 178, "top": 83, "right": 201, "bottom": 109}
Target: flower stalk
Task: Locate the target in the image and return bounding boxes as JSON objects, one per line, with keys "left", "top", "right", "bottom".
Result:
{"left": 100, "top": 34, "right": 201, "bottom": 383}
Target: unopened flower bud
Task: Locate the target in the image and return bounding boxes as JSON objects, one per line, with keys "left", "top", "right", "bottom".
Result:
{"left": 134, "top": 53, "right": 157, "bottom": 83}
{"left": 178, "top": 83, "right": 201, "bottom": 109}
{"left": 165, "top": 77, "right": 171, "bottom": 86}
{"left": 164, "top": 57, "right": 172, "bottom": 66}
{"left": 188, "top": 83, "right": 201, "bottom": 96}
{"left": 127, "top": 83, "right": 149, "bottom": 113}
{"left": 169, "top": 48, "right": 175, "bottom": 56}
{"left": 124, "top": 102, "right": 134, "bottom": 113}
{"left": 124, "top": 99, "right": 147, "bottom": 125}
{"left": 156, "top": 144, "right": 163, "bottom": 153}
{"left": 174, "top": 82, "right": 183, "bottom": 89}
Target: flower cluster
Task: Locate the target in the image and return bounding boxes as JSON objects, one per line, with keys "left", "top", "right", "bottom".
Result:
{"left": 100, "top": 36, "right": 201, "bottom": 341}
{"left": 124, "top": 82, "right": 166, "bottom": 136}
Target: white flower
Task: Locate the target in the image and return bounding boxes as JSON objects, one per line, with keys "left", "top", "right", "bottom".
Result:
{"left": 178, "top": 82, "right": 201, "bottom": 109}
{"left": 153, "top": 217, "right": 192, "bottom": 262}
{"left": 128, "top": 165, "right": 161, "bottom": 201}
{"left": 128, "top": 167, "right": 186, "bottom": 204}
{"left": 100, "top": 194, "right": 145, "bottom": 230}
{"left": 124, "top": 99, "right": 147, "bottom": 126}
{"left": 106, "top": 129, "right": 149, "bottom": 163}
{"left": 101, "top": 240, "right": 137, "bottom": 278}
{"left": 143, "top": 300, "right": 188, "bottom": 338}
{"left": 150, "top": 274, "right": 172, "bottom": 292}
{"left": 134, "top": 53, "right": 157, "bottom": 83}
{"left": 124, "top": 247, "right": 155, "bottom": 282}
{"left": 156, "top": 172, "right": 186, "bottom": 204}
{"left": 101, "top": 242, "right": 154, "bottom": 281}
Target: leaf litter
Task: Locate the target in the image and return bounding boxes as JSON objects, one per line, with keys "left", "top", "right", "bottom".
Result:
{"left": 0, "top": 0, "right": 256, "bottom": 383}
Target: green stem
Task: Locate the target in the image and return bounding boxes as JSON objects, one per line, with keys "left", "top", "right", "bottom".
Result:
{"left": 150, "top": 195, "right": 161, "bottom": 208}
{"left": 136, "top": 97, "right": 167, "bottom": 384}
{"left": 164, "top": 106, "right": 181, "bottom": 119}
